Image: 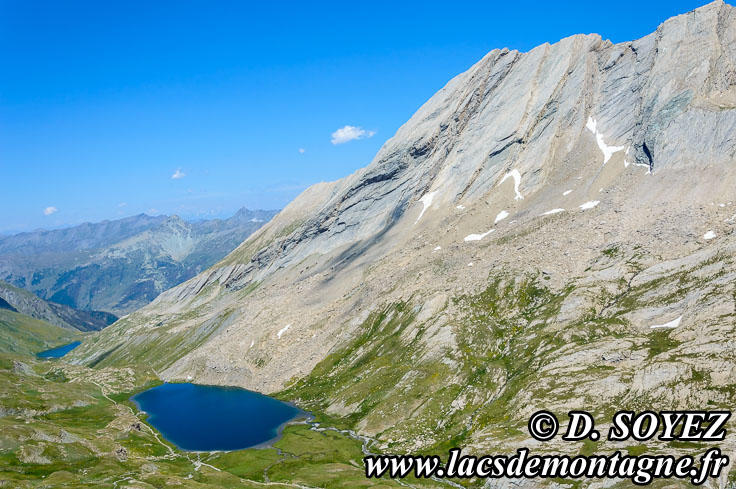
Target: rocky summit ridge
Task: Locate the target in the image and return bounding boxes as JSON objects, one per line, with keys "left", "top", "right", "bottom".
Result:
{"left": 70, "top": 3, "right": 736, "bottom": 484}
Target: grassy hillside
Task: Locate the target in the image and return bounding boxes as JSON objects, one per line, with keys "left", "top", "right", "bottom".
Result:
{"left": 0, "top": 352, "right": 441, "bottom": 488}
{"left": 0, "top": 309, "right": 81, "bottom": 357}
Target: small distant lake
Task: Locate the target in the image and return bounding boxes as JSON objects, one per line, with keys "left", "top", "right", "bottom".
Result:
{"left": 37, "top": 341, "right": 81, "bottom": 358}
{"left": 131, "top": 382, "right": 306, "bottom": 451}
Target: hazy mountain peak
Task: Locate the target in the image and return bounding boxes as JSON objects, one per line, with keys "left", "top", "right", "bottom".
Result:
{"left": 159, "top": 214, "right": 190, "bottom": 233}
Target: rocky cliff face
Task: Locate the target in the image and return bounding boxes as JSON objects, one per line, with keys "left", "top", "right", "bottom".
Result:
{"left": 70, "top": 2, "right": 736, "bottom": 482}
{"left": 125, "top": 0, "right": 735, "bottom": 297}
{"left": 0, "top": 209, "right": 278, "bottom": 315}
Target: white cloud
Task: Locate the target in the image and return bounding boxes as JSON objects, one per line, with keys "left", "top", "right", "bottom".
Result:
{"left": 298, "top": 148, "right": 305, "bottom": 154}
{"left": 331, "top": 125, "right": 375, "bottom": 145}
{"left": 171, "top": 168, "right": 186, "bottom": 179}
{"left": 118, "top": 202, "right": 128, "bottom": 207}
{"left": 43, "top": 206, "right": 58, "bottom": 216}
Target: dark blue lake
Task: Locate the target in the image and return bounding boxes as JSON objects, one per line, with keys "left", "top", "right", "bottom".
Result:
{"left": 131, "top": 382, "right": 305, "bottom": 451}
{"left": 37, "top": 341, "right": 81, "bottom": 358}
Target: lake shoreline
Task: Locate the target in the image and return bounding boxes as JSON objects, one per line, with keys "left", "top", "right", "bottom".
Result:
{"left": 36, "top": 341, "right": 82, "bottom": 359}
{"left": 130, "top": 381, "right": 312, "bottom": 453}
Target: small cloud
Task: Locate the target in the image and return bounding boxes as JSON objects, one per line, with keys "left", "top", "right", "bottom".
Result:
{"left": 43, "top": 206, "right": 58, "bottom": 216}
{"left": 331, "top": 125, "right": 375, "bottom": 145}
{"left": 148, "top": 208, "right": 160, "bottom": 215}
{"left": 298, "top": 148, "right": 305, "bottom": 154}
{"left": 171, "top": 168, "right": 186, "bottom": 179}
{"left": 118, "top": 202, "right": 128, "bottom": 207}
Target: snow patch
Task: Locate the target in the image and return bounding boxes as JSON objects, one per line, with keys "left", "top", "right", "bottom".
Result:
{"left": 494, "top": 210, "right": 509, "bottom": 224}
{"left": 563, "top": 190, "right": 572, "bottom": 196}
{"left": 586, "top": 117, "right": 625, "bottom": 165}
{"left": 464, "top": 229, "right": 495, "bottom": 242}
{"left": 585, "top": 117, "right": 597, "bottom": 134}
{"left": 703, "top": 231, "right": 717, "bottom": 240}
{"left": 467, "top": 263, "right": 473, "bottom": 267}
{"left": 456, "top": 205, "right": 465, "bottom": 210}
{"left": 650, "top": 316, "right": 682, "bottom": 329}
{"left": 579, "top": 201, "right": 600, "bottom": 210}
{"left": 415, "top": 192, "right": 437, "bottom": 224}
{"left": 277, "top": 324, "right": 291, "bottom": 339}
{"left": 433, "top": 246, "right": 442, "bottom": 251}
{"left": 499, "top": 170, "right": 523, "bottom": 200}
{"left": 542, "top": 208, "right": 565, "bottom": 215}
{"left": 249, "top": 340, "right": 254, "bottom": 348}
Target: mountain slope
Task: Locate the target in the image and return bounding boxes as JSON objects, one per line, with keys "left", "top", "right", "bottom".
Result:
{"left": 70, "top": 1, "right": 736, "bottom": 480}
{"left": 0, "top": 281, "right": 116, "bottom": 331}
{"left": 0, "top": 208, "right": 278, "bottom": 315}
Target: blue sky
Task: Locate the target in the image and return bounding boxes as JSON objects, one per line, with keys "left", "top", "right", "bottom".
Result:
{"left": 0, "top": 0, "right": 710, "bottom": 233}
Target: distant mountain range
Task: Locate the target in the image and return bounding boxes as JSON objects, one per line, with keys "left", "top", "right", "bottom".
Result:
{"left": 0, "top": 208, "right": 278, "bottom": 315}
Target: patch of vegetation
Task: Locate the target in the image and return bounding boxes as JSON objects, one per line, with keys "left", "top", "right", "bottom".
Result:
{"left": 602, "top": 245, "right": 620, "bottom": 258}
{"left": 281, "top": 275, "right": 575, "bottom": 455}
{"left": 625, "top": 444, "right": 648, "bottom": 456}
{"left": 643, "top": 329, "right": 681, "bottom": 358}
{"left": 0, "top": 309, "right": 82, "bottom": 357}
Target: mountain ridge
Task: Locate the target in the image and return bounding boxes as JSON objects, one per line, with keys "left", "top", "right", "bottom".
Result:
{"left": 73, "top": 0, "right": 736, "bottom": 383}
{"left": 0, "top": 280, "right": 116, "bottom": 331}
{"left": 168, "top": 0, "right": 736, "bottom": 296}
{"left": 0, "top": 213, "right": 168, "bottom": 255}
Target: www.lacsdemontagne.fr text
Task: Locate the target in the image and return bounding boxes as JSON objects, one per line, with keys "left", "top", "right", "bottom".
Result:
{"left": 364, "top": 447, "right": 729, "bottom": 485}
{"left": 364, "top": 410, "right": 731, "bottom": 486}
